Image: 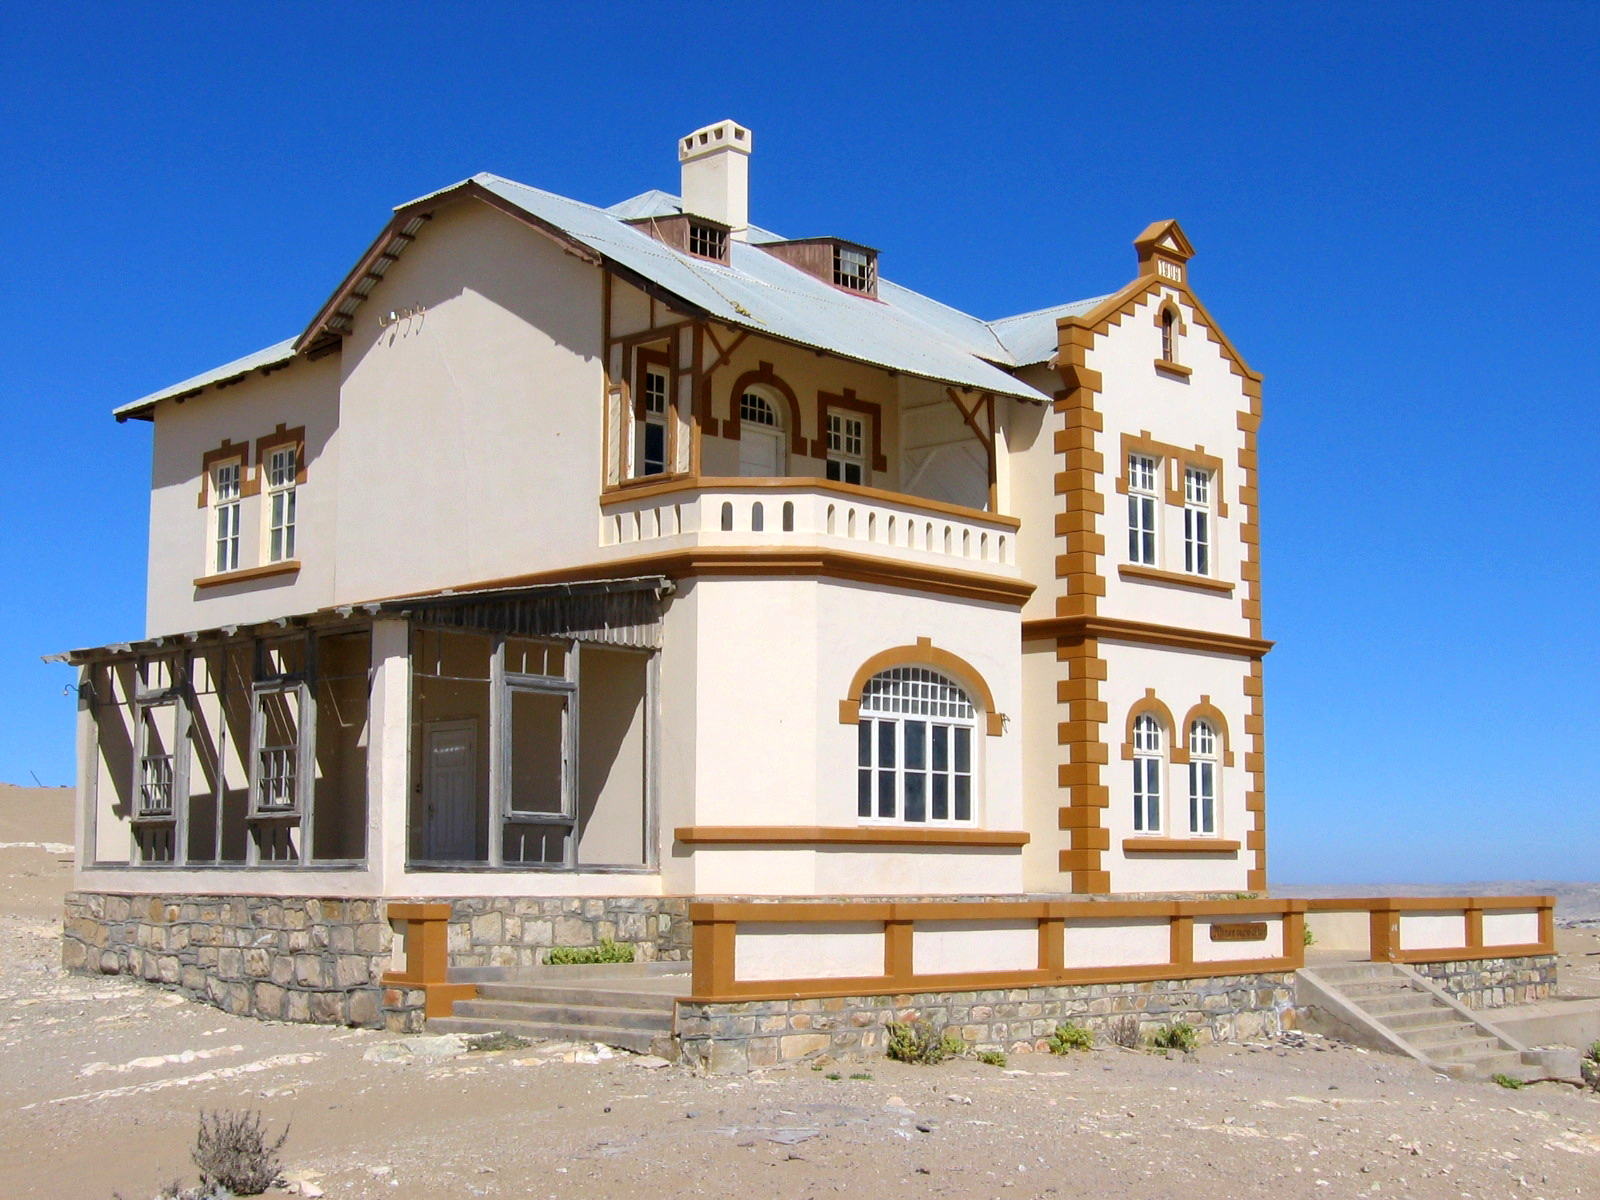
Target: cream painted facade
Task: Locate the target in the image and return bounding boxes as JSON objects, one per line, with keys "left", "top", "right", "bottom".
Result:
{"left": 64, "top": 124, "right": 1268, "bottom": 906}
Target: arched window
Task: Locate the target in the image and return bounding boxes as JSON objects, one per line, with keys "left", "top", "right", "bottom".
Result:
{"left": 738, "top": 389, "right": 786, "bottom": 478}
{"left": 1187, "top": 719, "right": 1217, "bottom": 835}
{"left": 1160, "top": 307, "right": 1177, "bottom": 363}
{"left": 857, "top": 667, "right": 976, "bottom": 825}
{"left": 1132, "top": 713, "right": 1164, "bottom": 833}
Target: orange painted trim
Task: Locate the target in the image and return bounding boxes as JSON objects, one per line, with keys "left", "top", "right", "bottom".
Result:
{"left": 1122, "top": 837, "right": 1242, "bottom": 854}
{"left": 386, "top": 902, "right": 453, "bottom": 920}
{"left": 673, "top": 825, "right": 1030, "bottom": 847}
{"left": 1022, "top": 615, "right": 1272, "bottom": 658}
{"left": 839, "top": 636, "right": 1007, "bottom": 736}
{"left": 194, "top": 560, "right": 301, "bottom": 589}
{"left": 1154, "top": 359, "right": 1193, "bottom": 378}
{"left": 597, "top": 474, "right": 1021, "bottom": 530}
{"left": 1118, "top": 564, "right": 1235, "bottom": 594}
{"left": 1302, "top": 895, "right": 1556, "bottom": 912}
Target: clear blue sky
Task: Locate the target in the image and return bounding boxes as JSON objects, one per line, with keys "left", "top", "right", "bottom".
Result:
{"left": 2, "top": 2, "right": 1595, "bottom": 883}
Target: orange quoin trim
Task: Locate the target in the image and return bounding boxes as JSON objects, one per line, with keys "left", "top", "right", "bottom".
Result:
{"left": 1120, "top": 689, "right": 1178, "bottom": 762}
{"left": 253, "top": 423, "right": 307, "bottom": 488}
{"left": 197, "top": 438, "right": 253, "bottom": 507}
{"left": 723, "top": 361, "right": 802, "bottom": 446}
{"left": 838, "top": 637, "right": 1006, "bottom": 737}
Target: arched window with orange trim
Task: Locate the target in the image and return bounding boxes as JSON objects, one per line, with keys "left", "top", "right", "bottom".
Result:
{"left": 856, "top": 666, "right": 976, "bottom": 825}
{"left": 1132, "top": 712, "right": 1165, "bottom": 833}
{"left": 1187, "top": 719, "right": 1219, "bottom": 835}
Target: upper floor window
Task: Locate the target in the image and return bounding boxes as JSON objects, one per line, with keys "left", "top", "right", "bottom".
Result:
{"left": 1160, "top": 307, "right": 1178, "bottom": 363}
{"left": 1188, "top": 719, "right": 1218, "bottom": 835}
{"left": 833, "top": 245, "right": 876, "bottom": 293}
{"left": 687, "top": 221, "right": 728, "bottom": 262}
{"left": 1127, "top": 453, "right": 1159, "bottom": 566}
{"left": 1131, "top": 712, "right": 1164, "bottom": 833}
{"left": 857, "top": 667, "right": 976, "bottom": 824}
{"left": 266, "top": 446, "right": 297, "bottom": 563}
{"left": 738, "top": 391, "right": 786, "bottom": 478}
{"left": 1184, "top": 466, "right": 1211, "bottom": 576}
{"left": 212, "top": 460, "right": 242, "bottom": 574}
{"left": 826, "top": 413, "right": 866, "bottom": 485}
{"left": 639, "top": 363, "right": 669, "bottom": 476}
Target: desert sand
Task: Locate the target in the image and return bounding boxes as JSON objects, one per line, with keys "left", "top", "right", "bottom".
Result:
{"left": 3, "top": 782, "right": 1599, "bottom": 1200}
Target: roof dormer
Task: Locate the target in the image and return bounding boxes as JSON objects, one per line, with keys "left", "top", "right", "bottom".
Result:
{"left": 758, "top": 237, "right": 879, "bottom": 297}
{"left": 624, "top": 213, "right": 731, "bottom": 264}
{"left": 1133, "top": 219, "right": 1195, "bottom": 286}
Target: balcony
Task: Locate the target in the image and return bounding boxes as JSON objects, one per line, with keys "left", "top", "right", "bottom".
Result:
{"left": 597, "top": 478, "right": 1024, "bottom": 597}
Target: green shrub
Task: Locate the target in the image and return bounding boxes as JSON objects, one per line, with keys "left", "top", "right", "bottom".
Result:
{"left": 849, "top": 1072, "right": 873, "bottom": 1080}
{"left": 1491, "top": 1072, "right": 1526, "bottom": 1090}
{"left": 545, "top": 937, "right": 635, "bottom": 965}
{"left": 191, "top": 1109, "right": 289, "bottom": 1196}
{"left": 885, "top": 1019, "right": 965, "bottom": 1065}
{"left": 1149, "top": 1021, "right": 1199, "bottom": 1053}
{"left": 976, "top": 1049, "right": 1007, "bottom": 1067}
{"left": 1582, "top": 1042, "right": 1600, "bottom": 1091}
{"left": 1303, "top": 924, "right": 1316, "bottom": 946}
{"left": 1049, "top": 1022, "right": 1095, "bottom": 1054}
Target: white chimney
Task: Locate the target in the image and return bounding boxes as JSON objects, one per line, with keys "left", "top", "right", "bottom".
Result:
{"left": 679, "top": 120, "right": 752, "bottom": 238}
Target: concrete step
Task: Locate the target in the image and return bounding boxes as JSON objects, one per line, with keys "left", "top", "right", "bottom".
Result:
{"left": 1402, "top": 1021, "right": 1490, "bottom": 1049}
{"left": 1362, "top": 994, "right": 1447, "bottom": 1018}
{"left": 1383, "top": 1003, "right": 1462, "bottom": 1029}
{"left": 451, "top": 999, "right": 673, "bottom": 1033}
{"left": 449, "top": 961, "right": 691, "bottom": 984}
{"left": 427, "top": 1015, "right": 668, "bottom": 1057}
{"left": 473, "top": 982, "right": 679, "bottom": 1011}
{"left": 1311, "top": 964, "right": 1405, "bottom": 984}
{"left": 1337, "top": 978, "right": 1420, "bottom": 999}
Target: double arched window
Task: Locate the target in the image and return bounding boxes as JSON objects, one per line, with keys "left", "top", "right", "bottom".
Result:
{"left": 856, "top": 667, "right": 976, "bottom": 824}
{"left": 1130, "top": 709, "right": 1223, "bottom": 836}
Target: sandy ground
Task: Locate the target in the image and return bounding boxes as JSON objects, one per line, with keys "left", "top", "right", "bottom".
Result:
{"left": 3, "top": 784, "right": 1600, "bottom": 1200}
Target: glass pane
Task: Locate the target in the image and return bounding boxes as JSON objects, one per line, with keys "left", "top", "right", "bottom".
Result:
{"left": 954, "top": 775, "right": 971, "bottom": 822}
{"left": 932, "top": 774, "right": 948, "bottom": 821}
{"left": 878, "top": 721, "right": 896, "bottom": 769}
{"left": 954, "top": 727, "right": 970, "bottom": 773}
{"left": 503, "top": 822, "right": 567, "bottom": 866}
{"left": 905, "top": 772, "right": 926, "bottom": 823}
{"left": 932, "top": 724, "right": 948, "bottom": 771}
{"left": 858, "top": 768, "right": 872, "bottom": 818}
{"left": 857, "top": 719, "right": 872, "bottom": 767}
{"left": 509, "top": 689, "right": 565, "bottom": 815}
{"left": 904, "top": 720, "right": 925, "bottom": 769}
{"left": 878, "top": 770, "right": 895, "bottom": 819}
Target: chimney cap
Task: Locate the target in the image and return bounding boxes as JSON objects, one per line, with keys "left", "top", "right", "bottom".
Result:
{"left": 679, "top": 120, "right": 752, "bottom": 162}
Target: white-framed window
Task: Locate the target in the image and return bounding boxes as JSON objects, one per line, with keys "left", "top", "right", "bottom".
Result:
{"left": 1132, "top": 712, "right": 1163, "bottom": 833}
{"left": 738, "top": 390, "right": 786, "bottom": 477}
{"left": 856, "top": 667, "right": 976, "bottom": 824}
{"left": 1188, "top": 719, "right": 1218, "bottom": 836}
{"left": 212, "top": 460, "right": 242, "bottom": 574}
{"left": 266, "top": 445, "right": 297, "bottom": 562}
{"left": 1127, "top": 453, "right": 1159, "bottom": 566}
{"left": 638, "top": 364, "right": 669, "bottom": 477}
{"left": 826, "top": 413, "right": 866, "bottom": 485}
{"left": 1184, "top": 466, "right": 1211, "bottom": 576}
{"left": 252, "top": 685, "right": 302, "bottom": 815}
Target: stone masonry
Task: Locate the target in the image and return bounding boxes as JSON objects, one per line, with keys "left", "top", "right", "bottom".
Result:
{"left": 445, "top": 896, "right": 691, "bottom": 968}
{"left": 62, "top": 891, "right": 395, "bottom": 1028}
{"left": 1416, "top": 954, "right": 1556, "bottom": 1010}
{"left": 677, "top": 972, "right": 1297, "bottom": 1074}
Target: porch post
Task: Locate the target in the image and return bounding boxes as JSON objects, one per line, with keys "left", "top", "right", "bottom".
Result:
{"left": 368, "top": 618, "right": 412, "bottom": 891}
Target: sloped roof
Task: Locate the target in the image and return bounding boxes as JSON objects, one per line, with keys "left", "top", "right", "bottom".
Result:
{"left": 120, "top": 174, "right": 1114, "bottom": 418}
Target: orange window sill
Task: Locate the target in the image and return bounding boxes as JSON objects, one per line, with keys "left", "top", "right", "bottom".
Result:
{"left": 675, "top": 825, "right": 1030, "bottom": 848}
{"left": 1154, "top": 359, "right": 1193, "bottom": 377}
{"left": 194, "top": 560, "right": 301, "bottom": 589}
{"left": 1123, "top": 837, "right": 1240, "bottom": 854}
{"left": 1118, "top": 564, "right": 1235, "bottom": 594}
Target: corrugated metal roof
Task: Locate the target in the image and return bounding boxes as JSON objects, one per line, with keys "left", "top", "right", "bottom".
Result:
{"left": 115, "top": 336, "right": 297, "bottom": 419}
{"left": 986, "top": 296, "right": 1114, "bottom": 367}
{"left": 471, "top": 174, "right": 1054, "bottom": 402}
{"left": 120, "top": 176, "right": 1121, "bottom": 418}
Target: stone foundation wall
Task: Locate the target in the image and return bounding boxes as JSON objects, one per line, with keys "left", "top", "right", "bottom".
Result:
{"left": 444, "top": 896, "right": 692, "bottom": 968}
{"left": 1415, "top": 954, "right": 1556, "bottom": 1009}
{"left": 677, "top": 972, "right": 1297, "bottom": 1074}
{"left": 62, "top": 891, "right": 397, "bottom": 1028}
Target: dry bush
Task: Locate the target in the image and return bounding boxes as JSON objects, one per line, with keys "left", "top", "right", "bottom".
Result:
{"left": 1108, "top": 1015, "right": 1142, "bottom": 1048}
{"left": 192, "top": 1109, "right": 289, "bottom": 1196}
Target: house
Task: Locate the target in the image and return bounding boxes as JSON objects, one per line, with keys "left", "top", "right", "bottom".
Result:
{"left": 57, "top": 119, "right": 1298, "bottom": 1035}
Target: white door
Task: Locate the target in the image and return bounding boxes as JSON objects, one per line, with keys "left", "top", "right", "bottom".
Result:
{"left": 424, "top": 720, "right": 477, "bottom": 860}
{"left": 739, "top": 426, "right": 784, "bottom": 477}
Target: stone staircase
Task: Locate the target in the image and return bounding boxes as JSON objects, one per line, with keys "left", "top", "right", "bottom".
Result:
{"left": 425, "top": 963, "right": 686, "bottom": 1057}
{"left": 1296, "top": 962, "right": 1543, "bottom": 1081}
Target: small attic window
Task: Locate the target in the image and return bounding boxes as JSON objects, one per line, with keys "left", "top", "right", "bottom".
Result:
{"left": 688, "top": 221, "right": 728, "bottom": 262}
{"left": 834, "top": 245, "right": 876, "bottom": 293}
